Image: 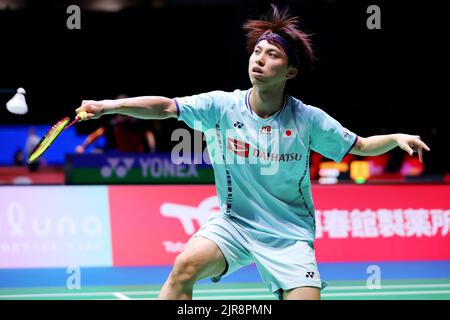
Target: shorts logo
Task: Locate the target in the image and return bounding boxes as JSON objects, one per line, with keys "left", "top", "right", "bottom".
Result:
{"left": 306, "top": 271, "right": 315, "bottom": 278}
{"left": 227, "top": 138, "right": 250, "bottom": 158}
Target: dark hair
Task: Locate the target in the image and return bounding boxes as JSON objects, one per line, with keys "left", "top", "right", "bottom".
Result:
{"left": 243, "top": 4, "right": 315, "bottom": 69}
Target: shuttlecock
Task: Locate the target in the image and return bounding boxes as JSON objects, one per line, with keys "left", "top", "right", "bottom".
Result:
{"left": 6, "top": 87, "right": 28, "bottom": 115}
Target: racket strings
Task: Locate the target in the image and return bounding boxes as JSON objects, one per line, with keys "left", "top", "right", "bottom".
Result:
{"left": 27, "top": 112, "right": 86, "bottom": 163}
{"left": 28, "top": 118, "right": 69, "bottom": 163}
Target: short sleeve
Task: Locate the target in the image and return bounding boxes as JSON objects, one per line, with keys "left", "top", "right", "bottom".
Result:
{"left": 310, "top": 106, "right": 358, "bottom": 163}
{"left": 174, "top": 91, "right": 229, "bottom": 132}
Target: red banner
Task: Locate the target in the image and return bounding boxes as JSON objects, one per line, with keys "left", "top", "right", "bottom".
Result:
{"left": 108, "top": 184, "right": 450, "bottom": 266}
{"left": 313, "top": 185, "right": 450, "bottom": 262}
{"left": 108, "top": 185, "right": 220, "bottom": 266}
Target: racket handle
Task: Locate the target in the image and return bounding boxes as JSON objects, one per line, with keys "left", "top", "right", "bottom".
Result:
{"left": 65, "top": 111, "right": 88, "bottom": 129}
{"left": 77, "top": 111, "right": 88, "bottom": 121}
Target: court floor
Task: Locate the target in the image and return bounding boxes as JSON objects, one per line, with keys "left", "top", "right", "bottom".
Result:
{"left": 1, "top": 278, "right": 449, "bottom": 300}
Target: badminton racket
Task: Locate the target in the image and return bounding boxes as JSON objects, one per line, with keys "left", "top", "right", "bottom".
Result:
{"left": 27, "top": 111, "right": 87, "bottom": 163}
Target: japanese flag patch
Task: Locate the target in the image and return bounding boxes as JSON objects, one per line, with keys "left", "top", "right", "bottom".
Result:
{"left": 283, "top": 129, "right": 297, "bottom": 138}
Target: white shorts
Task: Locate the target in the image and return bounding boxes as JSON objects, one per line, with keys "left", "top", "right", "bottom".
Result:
{"left": 193, "top": 214, "right": 327, "bottom": 297}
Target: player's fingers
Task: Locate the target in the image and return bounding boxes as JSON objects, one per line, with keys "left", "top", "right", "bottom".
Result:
{"left": 401, "top": 143, "right": 414, "bottom": 156}
{"left": 76, "top": 102, "right": 102, "bottom": 120}
{"left": 412, "top": 136, "right": 430, "bottom": 152}
{"left": 76, "top": 104, "right": 90, "bottom": 114}
{"left": 84, "top": 112, "right": 99, "bottom": 120}
{"left": 418, "top": 140, "right": 430, "bottom": 152}
{"left": 418, "top": 147, "right": 423, "bottom": 163}
{"left": 76, "top": 100, "right": 96, "bottom": 112}
{"left": 81, "top": 100, "right": 96, "bottom": 106}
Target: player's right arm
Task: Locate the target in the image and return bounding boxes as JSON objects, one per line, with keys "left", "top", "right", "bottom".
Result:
{"left": 76, "top": 96, "right": 178, "bottom": 120}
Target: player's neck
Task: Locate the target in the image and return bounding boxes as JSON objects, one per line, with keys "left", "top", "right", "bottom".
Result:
{"left": 250, "top": 86, "right": 285, "bottom": 119}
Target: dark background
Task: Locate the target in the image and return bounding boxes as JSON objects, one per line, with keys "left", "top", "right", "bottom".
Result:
{"left": 0, "top": 0, "right": 448, "bottom": 174}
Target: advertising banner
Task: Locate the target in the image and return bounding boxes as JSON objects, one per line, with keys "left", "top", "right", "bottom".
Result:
{"left": 313, "top": 184, "right": 450, "bottom": 262}
{"left": 0, "top": 186, "right": 113, "bottom": 268}
{"left": 108, "top": 185, "right": 219, "bottom": 266}
{"left": 65, "top": 153, "right": 214, "bottom": 184}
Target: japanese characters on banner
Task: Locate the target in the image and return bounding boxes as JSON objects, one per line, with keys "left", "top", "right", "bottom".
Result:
{"left": 315, "top": 208, "right": 448, "bottom": 239}
{"left": 312, "top": 185, "right": 450, "bottom": 261}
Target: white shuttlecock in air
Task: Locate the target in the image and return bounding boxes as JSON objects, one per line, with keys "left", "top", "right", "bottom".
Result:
{"left": 6, "top": 88, "right": 28, "bottom": 115}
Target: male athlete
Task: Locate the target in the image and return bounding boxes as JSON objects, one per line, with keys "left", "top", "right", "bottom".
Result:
{"left": 76, "top": 5, "right": 430, "bottom": 300}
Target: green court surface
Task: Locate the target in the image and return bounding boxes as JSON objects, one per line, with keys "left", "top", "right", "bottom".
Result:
{"left": 1, "top": 279, "right": 449, "bottom": 300}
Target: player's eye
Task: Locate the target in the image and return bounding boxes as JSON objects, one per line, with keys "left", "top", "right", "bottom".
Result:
{"left": 269, "top": 52, "right": 279, "bottom": 58}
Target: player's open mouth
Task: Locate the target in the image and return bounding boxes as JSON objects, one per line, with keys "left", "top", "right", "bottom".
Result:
{"left": 252, "top": 66, "right": 264, "bottom": 74}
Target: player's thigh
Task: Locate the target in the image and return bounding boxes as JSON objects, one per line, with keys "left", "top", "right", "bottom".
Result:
{"left": 176, "top": 235, "right": 227, "bottom": 280}
{"left": 283, "top": 286, "right": 321, "bottom": 300}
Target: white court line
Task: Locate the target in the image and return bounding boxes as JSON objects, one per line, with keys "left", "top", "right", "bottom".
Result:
{"left": 119, "top": 283, "right": 450, "bottom": 295}
{"left": 129, "top": 296, "right": 276, "bottom": 300}
{"left": 123, "top": 288, "right": 268, "bottom": 295}
{"left": 113, "top": 292, "right": 131, "bottom": 300}
{"left": 198, "top": 295, "right": 274, "bottom": 300}
{"left": 1, "top": 284, "right": 450, "bottom": 299}
{"left": 323, "top": 290, "right": 450, "bottom": 297}
{"left": 326, "top": 283, "right": 450, "bottom": 290}
{"left": 134, "top": 290, "right": 450, "bottom": 300}
{"left": 131, "top": 297, "right": 273, "bottom": 300}
{"left": 0, "top": 292, "right": 122, "bottom": 298}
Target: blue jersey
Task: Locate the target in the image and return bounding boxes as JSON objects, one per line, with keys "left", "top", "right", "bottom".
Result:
{"left": 175, "top": 89, "right": 357, "bottom": 242}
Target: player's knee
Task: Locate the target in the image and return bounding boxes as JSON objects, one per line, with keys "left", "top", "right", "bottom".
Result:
{"left": 170, "top": 253, "right": 201, "bottom": 285}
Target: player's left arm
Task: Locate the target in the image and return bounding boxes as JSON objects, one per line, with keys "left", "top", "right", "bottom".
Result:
{"left": 350, "top": 134, "right": 430, "bottom": 163}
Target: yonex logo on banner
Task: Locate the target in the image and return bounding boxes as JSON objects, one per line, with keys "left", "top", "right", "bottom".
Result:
{"left": 101, "top": 158, "right": 134, "bottom": 178}
{"left": 99, "top": 156, "right": 200, "bottom": 179}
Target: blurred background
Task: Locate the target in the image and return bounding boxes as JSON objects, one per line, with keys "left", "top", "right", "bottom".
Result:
{"left": 0, "top": 0, "right": 448, "bottom": 182}
{"left": 0, "top": 0, "right": 449, "bottom": 300}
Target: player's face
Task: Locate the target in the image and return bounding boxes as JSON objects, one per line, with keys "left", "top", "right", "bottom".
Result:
{"left": 248, "top": 40, "right": 297, "bottom": 87}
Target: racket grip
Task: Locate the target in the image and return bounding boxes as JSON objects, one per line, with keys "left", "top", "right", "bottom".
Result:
{"left": 77, "top": 111, "right": 88, "bottom": 121}
{"left": 65, "top": 111, "right": 89, "bottom": 130}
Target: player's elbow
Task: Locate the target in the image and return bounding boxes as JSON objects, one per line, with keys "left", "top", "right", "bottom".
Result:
{"left": 350, "top": 136, "right": 368, "bottom": 156}
{"left": 160, "top": 98, "right": 178, "bottom": 119}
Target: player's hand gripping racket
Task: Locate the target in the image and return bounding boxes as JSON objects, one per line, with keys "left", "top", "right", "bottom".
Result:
{"left": 27, "top": 111, "right": 87, "bottom": 164}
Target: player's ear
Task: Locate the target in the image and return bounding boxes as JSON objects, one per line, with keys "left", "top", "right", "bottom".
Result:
{"left": 286, "top": 66, "right": 298, "bottom": 80}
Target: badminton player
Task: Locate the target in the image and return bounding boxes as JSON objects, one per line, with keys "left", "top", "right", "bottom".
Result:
{"left": 76, "top": 5, "right": 430, "bottom": 300}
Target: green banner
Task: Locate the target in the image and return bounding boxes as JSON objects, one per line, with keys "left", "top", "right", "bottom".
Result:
{"left": 65, "top": 154, "right": 215, "bottom": 184}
